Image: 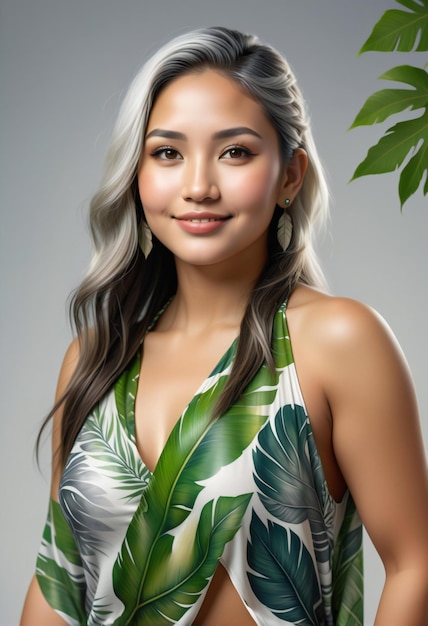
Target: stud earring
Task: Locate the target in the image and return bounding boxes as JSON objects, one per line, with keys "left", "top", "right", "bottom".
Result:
{"left": 139, "top": 220, "right": 153, "bottom": 258}
{"left": 277, "top": 199, "right": 292, "bottom": 251}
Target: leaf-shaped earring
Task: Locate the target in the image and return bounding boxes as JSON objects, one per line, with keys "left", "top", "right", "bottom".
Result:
{"left": 277, "top": 199, "right": 292, "bottom": 251}
{"left": 139, "top": 220, "right": 153, "bottom": 258}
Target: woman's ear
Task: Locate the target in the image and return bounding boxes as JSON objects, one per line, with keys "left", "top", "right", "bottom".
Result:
{"left": 276, "top": 148, "right": 308, "bottom": 205}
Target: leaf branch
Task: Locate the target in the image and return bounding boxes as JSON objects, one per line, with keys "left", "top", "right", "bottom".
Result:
{"left": 350, "top": 0, "right": 428, "bottom": 207}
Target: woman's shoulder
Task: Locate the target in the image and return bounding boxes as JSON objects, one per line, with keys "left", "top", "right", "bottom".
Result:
{"left": 288, "top": 283, "right": 377, "bottom": 318}
{"left": 57, "top": 329, "right": 97, "bottom": 386}
{"left": 59, "top": 337, "right": 81, "bottom": 378}
{"left": 287, "top": 283, "right": 397, "bottom": 351}
{"left": 285, "top": 284, "right": 411, "bottom": 390}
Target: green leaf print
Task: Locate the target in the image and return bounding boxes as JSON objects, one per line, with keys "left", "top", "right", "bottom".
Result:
{"left": 248, "top": 512, "right": 323, "bottom": 624}
{"left": 332, "top": 500, "right": 364, "bottom": 626}
{"left": 49, "top": 498, "right": 83, "bottom": 567}
{"left": 75, "top": 409, "right": 150, "bottom": 502}
{"left": 114, "top": 352, "right": 140, "bottom": 440}
{"left": 253, "top": 405, "right": 333, "bottom": 564}
{"left": 37, "top": 555, "right": 87, "bottom": 624}
{"left": 112, "top": 350, "right": 278, "bottom": 625}
{"left": 36, "top": 500, "right": 86, "bottom": 624}
{"left": 134, "top": 494, "right": 251, "bottom": 625}
{"left": 272, "top": 303, "right": 294, "bottom": 369}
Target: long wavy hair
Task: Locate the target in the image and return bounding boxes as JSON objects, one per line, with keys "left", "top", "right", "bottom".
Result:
{"left": 39, "top": 26, "right": 329, "bottom": 466}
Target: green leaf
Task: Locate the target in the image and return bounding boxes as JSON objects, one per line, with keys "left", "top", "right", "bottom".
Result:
{"left": 112, "top": 351, "right": 278, "bottom": 625}
{"left": 332, "top": 499, "right": 364, "bottom": 626}
{"left": 50, "top": 499, "right": 83, "bottom": 567}
{"left": 135, "top": 494, "right": 252, "bottom": 625}
{"left": 36, "top": 500, "right": 87, "bottom": 623}
{"left": 36, "top": 555, "right": 87, "bottom": 624}
{"left": 253, "top": 405, "right": 333, "bottom": 564}
{"left": 399, "top": 137, "right": 428, "bottom": 203}
{"left": 114, "top": 350, "right": 140, "bottom": 441}
{"left": 248, "top": 512, "right": 323, "bottom": 625}
{"left": 382, "top": 64, "right": 428, "bottom": 90}
{"left": 359, "top": 0, "right": 428, "bottom": 53}
{"left": 351, "top": 111, "right": 428, "bottom": 205}
{"left": 272, "top": 304, "right": 294, "bottom": 369}
{"left": 351, "top": 112, "right": 426, "bottom": 175}
{"left": 75, "top": 405, "right": 150, "bottom": 502}
{"left": 350, "top": 65, "right": 428, "bottom": 128}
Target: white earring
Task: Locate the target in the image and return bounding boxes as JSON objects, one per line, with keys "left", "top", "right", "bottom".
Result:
{"left": 139, "top": 221, "right": 153, "bottom": 258}
{"left": 277, "top": 200, "right": 293, "bottom": 251}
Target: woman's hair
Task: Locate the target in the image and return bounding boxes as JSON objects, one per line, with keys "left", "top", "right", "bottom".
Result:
{"left": 39, "top": 26, "right": 329, "bottom": 465}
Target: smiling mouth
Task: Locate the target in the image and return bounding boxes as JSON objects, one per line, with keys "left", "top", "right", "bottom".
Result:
{"left": 174, "top": 214, "right": 230, "bottom": 234}
{"left": 175, "top": 215, "right": 231, "bottom": 222}
{"left": 188, "top": 217, "right": 225, "bottom": 223}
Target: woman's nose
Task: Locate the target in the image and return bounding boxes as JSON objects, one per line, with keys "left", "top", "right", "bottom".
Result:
{"left": 182, "top": 158, "right": 220, "bottom": 202}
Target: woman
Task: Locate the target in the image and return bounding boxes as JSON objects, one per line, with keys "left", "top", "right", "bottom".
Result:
{"left": 21, "top": 26, "right": 427, "bottom": 625}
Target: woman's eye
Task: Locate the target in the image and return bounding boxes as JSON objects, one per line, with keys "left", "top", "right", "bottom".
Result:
{"left": 152, "top": 147, "right": 181, "bottom": 160}
{"left": 221, "top": 146, "right": 253, "bottom": 159}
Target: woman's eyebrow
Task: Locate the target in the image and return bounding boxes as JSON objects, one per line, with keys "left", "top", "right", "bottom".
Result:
{"left": 145, "top": 129, "right": 186, "bottom": 140}
{"left": 145, "top": 127, "right": 262, "bottom": 141}
{"left": 213, "top": 127, "right": 262, "bottom": 140}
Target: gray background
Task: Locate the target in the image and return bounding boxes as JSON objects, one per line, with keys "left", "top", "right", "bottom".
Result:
{"left": 1, "top": 1, "right": 427, "bottom": 624}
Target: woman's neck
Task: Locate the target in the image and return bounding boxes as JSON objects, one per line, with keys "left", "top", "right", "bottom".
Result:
{"left": 158, "top": 258, "right": 264, "bottom": 334}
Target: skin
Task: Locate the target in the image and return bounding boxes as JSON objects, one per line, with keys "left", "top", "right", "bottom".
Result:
{"left": 21, "top": 70, "right": 428, "bottom": 625}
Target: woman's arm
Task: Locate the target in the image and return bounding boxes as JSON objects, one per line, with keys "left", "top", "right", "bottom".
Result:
{"left": 320, "top": 298, "right": 428, "bottom": 625}
{"left": 20, "top": 339, "right": 80, "bottom": 626}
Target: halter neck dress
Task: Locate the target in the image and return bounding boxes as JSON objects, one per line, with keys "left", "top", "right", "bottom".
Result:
{"left": 36, "top": 302, "right": 363, "bottom": 625}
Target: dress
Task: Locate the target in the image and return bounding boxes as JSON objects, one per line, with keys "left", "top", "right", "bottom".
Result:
{"left": 36, "top": 302, "right": 363, "bottom": 625}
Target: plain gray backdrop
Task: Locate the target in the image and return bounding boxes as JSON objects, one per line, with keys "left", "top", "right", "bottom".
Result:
{"left": 1, "top": 1, "right": 427, "bottom": 624}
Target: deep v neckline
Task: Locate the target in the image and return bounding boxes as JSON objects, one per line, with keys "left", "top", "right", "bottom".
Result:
{"left": 126, "top": 333, "right": 239, "bottom": 477}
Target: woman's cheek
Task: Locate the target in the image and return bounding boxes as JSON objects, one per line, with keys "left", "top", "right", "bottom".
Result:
{"left": 227, "top": 164, "right": 280, "bottom": 207}
{"left": 139, "top": 169, "right": 174, "bottom": 214}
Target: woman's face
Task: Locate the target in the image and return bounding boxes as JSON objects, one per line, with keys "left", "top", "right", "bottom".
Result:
{"left": 138, "top": 69, "right": 291, "bottom": 271}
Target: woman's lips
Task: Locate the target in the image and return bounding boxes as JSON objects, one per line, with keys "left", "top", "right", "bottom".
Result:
{"left": 174, "top": 212, "right": 230, "bottom": 234}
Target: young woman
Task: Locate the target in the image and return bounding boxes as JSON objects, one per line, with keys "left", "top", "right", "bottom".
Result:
{"left": 21, "top": 26, "right": 427, "bottom": 626}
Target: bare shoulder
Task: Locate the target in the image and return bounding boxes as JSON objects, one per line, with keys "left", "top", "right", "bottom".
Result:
{"left": 287, "top": 284, "right": 404, "bottom": 362}
{"left": 56, "top": 337, "right": 81, "bottom": 396}
{"left": 286, "top": 283, "right": 417, "bottom": 420}
{"left": 288, "top": 283, "right": 387, "bottom": 333}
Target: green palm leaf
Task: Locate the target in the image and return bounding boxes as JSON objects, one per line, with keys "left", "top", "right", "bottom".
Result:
{"left": 332, "top": 500, "right": 364, "bottom": 626}
{"left": 253, "top": 405, "right": 333, "bottom": 564}
{"left": 359, "top": 0, "right": 428, "bottom": 53}
{"left": 114, "top": 352, "right": 140, "bottom": 440}
{"left": 272, "top": 304, "right": 294, "bottom": 369}
{"left": 350, "top": 66, "right": 428, "bottom": 127}
{"left": 399, "top": 135, "right": 428, "bottom": 202}
{"left": 248, "top": 512, "right": 323, "bottom": 625}
{"left": 77, "top": 406, "right": 150, "bottom": 501}
{"left": 65, "top": 357, "right": 151, "bottom": 503}
{"left": 36, "top": 500, "right": 86, "bottom": 624}
{"left": 37, "top": 555, "right": 87, "bottom": 624}
{"left": 112, "top": 358, "right": 278, "bottom": 625}
{"left": 350, "top": 1, "right": 428, "bottom": 206}
{"left": 49, "top": 498, "right": 83, "bottom": 566}
{"left": 351, "top": 111, "right": 428, "bottom": 206}
{"left": 134, "top": 494, "right": 251, "bottom": 625}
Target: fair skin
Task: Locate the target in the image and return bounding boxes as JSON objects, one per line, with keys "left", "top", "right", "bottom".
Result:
{"left": 21, "top": 70, "right": 428, "bottom": 625}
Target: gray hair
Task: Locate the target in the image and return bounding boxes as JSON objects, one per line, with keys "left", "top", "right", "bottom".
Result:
{"left": 89, "top": 26, "right": 328, "bottom": 295}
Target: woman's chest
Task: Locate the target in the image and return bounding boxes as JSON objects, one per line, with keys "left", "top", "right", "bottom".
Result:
{"left": 134, "top": 327, "right": 238, "bottom": 472}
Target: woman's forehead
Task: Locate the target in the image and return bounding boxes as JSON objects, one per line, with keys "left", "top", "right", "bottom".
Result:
{"left": 146, "top": 69, "right": 277, "bottom": 139}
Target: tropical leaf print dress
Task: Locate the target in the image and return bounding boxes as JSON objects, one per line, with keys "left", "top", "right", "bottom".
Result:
{"left": 36, "top": 302, "right": 363, "bottom": 625}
